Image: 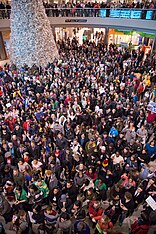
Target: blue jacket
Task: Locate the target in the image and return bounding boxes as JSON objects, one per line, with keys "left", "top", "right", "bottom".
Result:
{"left": 109, "top": 127, "right": 118, "bottom": 138}
{"left": 74, "top": 220, "right": 90, "bottom": 234}
{"left": 145, "top": 144, "right": 156, "bottom": 157}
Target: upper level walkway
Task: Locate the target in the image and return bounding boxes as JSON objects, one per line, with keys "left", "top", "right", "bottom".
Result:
{"left": 0, "top": 8, "right": 156, "bottom": 34}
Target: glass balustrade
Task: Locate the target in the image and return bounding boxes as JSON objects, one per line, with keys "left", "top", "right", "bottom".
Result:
{"left": 0, "top": 8, "right": 155, "bottom": 20}
{"left": 45, "top": 8, "right": 156, "bottom": 20}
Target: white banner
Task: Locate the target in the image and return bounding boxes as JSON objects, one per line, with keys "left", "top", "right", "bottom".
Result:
{"left": 147, "top": 101, "right": 156, "bottom": 114}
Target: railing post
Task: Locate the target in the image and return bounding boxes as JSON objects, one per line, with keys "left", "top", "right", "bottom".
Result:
{"left": 0, "top": 32, "right": 7, "bottom": 60}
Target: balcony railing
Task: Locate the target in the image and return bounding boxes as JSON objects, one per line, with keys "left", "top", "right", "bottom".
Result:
{"left": 45, "top": 8, "right": 156, "bottom": 20}
{"left": 0, "top": 8, "right": 155, "bottom": 20}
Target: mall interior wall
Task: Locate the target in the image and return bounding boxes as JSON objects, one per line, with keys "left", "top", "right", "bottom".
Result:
{"left": 0, "top": 31, "right": 7, "bottom": 60}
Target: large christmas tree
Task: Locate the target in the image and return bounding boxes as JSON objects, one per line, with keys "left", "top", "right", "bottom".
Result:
{"left": 10, "top": 0, "right": 58, "bottom": 67}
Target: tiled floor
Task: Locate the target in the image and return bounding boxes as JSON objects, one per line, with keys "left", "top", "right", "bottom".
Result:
{"left": 0, "top": 189, "right": 155, "bottom": 233}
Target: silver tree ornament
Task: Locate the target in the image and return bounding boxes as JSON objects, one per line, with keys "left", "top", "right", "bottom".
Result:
{"left": 10, "top": 0, "right": 59, "bottom": 67}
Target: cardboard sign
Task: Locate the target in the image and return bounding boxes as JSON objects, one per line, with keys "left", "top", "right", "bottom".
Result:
{"left": 146, "top": 196, "right": 156, "bottom": 211}
{"left": 147, "top": 101, "right": 156, "bottom": 114}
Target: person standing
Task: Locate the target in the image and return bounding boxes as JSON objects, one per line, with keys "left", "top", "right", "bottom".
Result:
{"left": 0, "top": 194, "right": 13, "bottom": 223}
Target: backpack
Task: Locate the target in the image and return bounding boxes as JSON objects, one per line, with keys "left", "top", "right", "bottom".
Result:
{"left": 131, "top": 220, "right": 150, "bottom": 234}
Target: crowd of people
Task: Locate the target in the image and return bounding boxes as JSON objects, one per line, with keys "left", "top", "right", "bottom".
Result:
{"left": 44, "top": 0, "right": 156, "bottom": 18}
{"left": 0, "top": 1, "right": 10, "bottom": 19}
{"left": 0, "top": 1, "right": 156, "bottom": 19}
{"left": 0, "top": 36, "right": 156, "bottom": 234}
{"left": 44, "top": 0, "right": 156, "bottom": 9}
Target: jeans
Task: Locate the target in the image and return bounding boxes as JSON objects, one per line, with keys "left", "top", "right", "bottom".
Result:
{"left": 119, "top": 210, "right": 128, "bottom": 225}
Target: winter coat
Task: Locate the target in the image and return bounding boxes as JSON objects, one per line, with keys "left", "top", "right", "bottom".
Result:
{"left": 56, "top": 218, "right": 72, "bottom": 234}
{"left": 74, "top": 174, "right": 88, "bottom": 187}
{"left": 88, "top": 201, "right": 103, "bottom": 220}
{"left": 45, "top": 175, "right": 58, "bottom": 191}
{"left": 0, "top": 195, "right": 11, "bottom": 215}
{"left": 44, "top": 211, "right": 59, "bottom": 225}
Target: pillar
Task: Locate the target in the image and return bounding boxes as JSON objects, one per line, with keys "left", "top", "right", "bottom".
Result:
{"left": 52, "top": 26, "right": 56, "bottom": 41}
{"left": 0, "top": 32, "right": 7, "bottom": 60}
{"left": 104, "top": 27, "right": 109, "bottom": 46}
{"left": 151, "top": 37, "right": 156, "bottom": 53}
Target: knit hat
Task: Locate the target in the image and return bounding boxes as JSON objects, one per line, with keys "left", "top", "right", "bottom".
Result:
{"left": 102, "top": 159, "right": 108, "bottom": 167}
{"left": 60, "top": 194, "right": 66, "bottom": 202}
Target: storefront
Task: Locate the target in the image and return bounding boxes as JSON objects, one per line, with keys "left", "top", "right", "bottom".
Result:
{"left": 108, "top": 29, "right": 155, "bottom": 51}
{"left": 1, "top": 27, "right": 155, "bottom": 60}
{"left": 55, "top": 27, "right": 155, "bottom": 50}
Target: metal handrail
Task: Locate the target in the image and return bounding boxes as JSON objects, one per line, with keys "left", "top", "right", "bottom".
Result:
{"left": 44, "top": 7, "right": 156, "bottom": 20}
{"left": 0, "top": 7, "right": 155, "bottom": 11}
{"left": 44, "top": 8, "right": 156, "bottom": 11}
{"left": 0, "top": 8, "right": 155, "bottom": 20}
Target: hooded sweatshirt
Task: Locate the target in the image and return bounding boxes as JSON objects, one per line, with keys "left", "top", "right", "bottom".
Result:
{"left": 44, "top": 211, "right": 59, "bottom": 225}
{"left": 56, "top": 218, "right": 72, "bottom": 233}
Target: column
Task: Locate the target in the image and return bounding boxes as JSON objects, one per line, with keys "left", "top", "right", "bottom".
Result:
{"left": 52, "top": 26, "right": 56, "bottom": 41}
{"left": 151, "top": 37, "right": 156, "bottom": 53}
{"left": 104, "top": 27, "right": 109, "bottom": 46}
{"left": 0, "top": 32, "right": 7, "bottom": 60}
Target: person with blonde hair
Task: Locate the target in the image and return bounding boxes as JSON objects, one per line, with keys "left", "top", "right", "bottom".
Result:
{"left": 44, "top": 170, "right": 58, "bottom": 191}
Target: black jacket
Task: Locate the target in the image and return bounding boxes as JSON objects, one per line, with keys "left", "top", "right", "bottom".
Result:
{"left": 63, "top": 185, "right": 78, "bottom": 202}
{"left": 32, "top": 211, "right": 44, "bottom": 224}
{"left": 133, "top": 191, "right": 144, "bottom": 206}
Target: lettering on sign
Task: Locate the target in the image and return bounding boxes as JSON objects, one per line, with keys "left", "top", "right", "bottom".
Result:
{"left": 131, "top": 10, "right": 142, "bottom": 19}
{"left": 65, "top": 19, "right": 87, "bottom": 23}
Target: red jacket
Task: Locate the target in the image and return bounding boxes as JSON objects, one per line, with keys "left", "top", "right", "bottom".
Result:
{"left": 98, "top": 219, "right": 113, "bottom": 231}
{"left": 86, "top": 171, "right": 97, "bottom": 181}
{"left": 147, "top": 111, "right": 156, "bottom": 123}
{"left": 5, "top": 118, "right": 16, "bottom": 131}
{"left": 0, "top": 87, "right": 3, "bottom": 96}
{"left": 131, "top": 220, "right": 150, "bottom": 234}
{"left": 64, "top": 97, "right": 73, "bottom": 105}
{"left": 23, "top": 120, "right": 32, "bottom": 131}
{"left": 88, "top": 201, "right": 103, "bottom": 220}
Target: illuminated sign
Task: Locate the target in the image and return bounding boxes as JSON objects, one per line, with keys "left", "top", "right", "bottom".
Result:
{"left": 92, "top": 9, "right": 152, "bottom": 19}
{"left": 131, "top": 10, "right": 142, "bottom": 19}
{"left": 110, "top": 9, "right": 121, "bottom": 18}
{"left": 99, "top": 9, "right": 106, "bottom": 17}
{"left": 146, "top": 11, "right": 153, "bottom": 20}
{"left": 108, "top": 9, "right": 142, "bottom": 19}
{"left": 120, "top": 10, "right": 130, "bottom": 18}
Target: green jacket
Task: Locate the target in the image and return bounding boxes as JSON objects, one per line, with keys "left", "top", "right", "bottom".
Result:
{"left": 35, "top": 180, "right": 49, "bottom": 198}
{"left": 94, "top": 179, "right": 107, "bottom": 191}
{"left": 15, "top": 189, "right": 28, "bottom": 202}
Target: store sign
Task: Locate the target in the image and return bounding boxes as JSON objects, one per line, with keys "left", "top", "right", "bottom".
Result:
{"left": 65, "top": 19, "right": 87, "bottom": 23}
{"left": 109, "top": 9, "right": 142, "bottom": 19}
